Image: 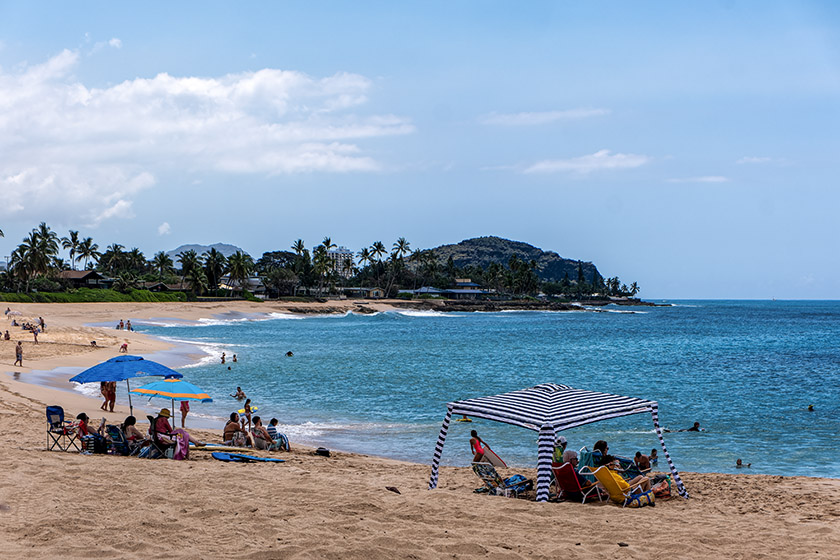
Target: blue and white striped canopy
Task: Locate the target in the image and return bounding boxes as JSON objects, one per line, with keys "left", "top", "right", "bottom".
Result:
{"left": 429, "top": 382, "right": 688, "bottom": 502}
{"left": 448, "top": 382, "right": 657, "bottom": 433}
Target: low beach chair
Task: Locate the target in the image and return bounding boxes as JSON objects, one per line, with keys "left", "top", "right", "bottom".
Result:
{"left": 471, "top": 462, "right": 532, "bottom": 498}
{"left": 581, "top": 465, "right": 644, "bottom": 507}
{"left": 46, "top": 405, "right": 80, "bottom": 452}
{"left": 552, "top": 461, "right": 605, "bottom": 503}
{"left": 104, "top": 424, "right": 130, "bottom": 456}
{"left": 145, "top": 415, "right": 176, "bottom": 459}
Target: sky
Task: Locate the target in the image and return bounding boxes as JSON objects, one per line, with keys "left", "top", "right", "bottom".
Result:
{"left": 0, "top": 1, "right": 838, "bottom": 299}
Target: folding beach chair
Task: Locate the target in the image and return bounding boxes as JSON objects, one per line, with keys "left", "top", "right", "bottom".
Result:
{"left": 552, "top": 461, "right": 605, "bottom": 503}
{"left": 145, "top": 415, "right": 176, "bottom": 459}
{"left": 46, "top": 405, "right": 80, "bottom": 452}
{"left": 581, "top": 465, "right": 645, "bottom": 507}
{"left": 104, "top": 425, "right": 130, "bottom": 456}
{"left": 471, "top": 462, "right": 532, "bottom": 498}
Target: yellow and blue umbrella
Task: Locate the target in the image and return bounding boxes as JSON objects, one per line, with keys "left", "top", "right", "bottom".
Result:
{"left": 131, "top": 378, "right": 213, "bottom": 425}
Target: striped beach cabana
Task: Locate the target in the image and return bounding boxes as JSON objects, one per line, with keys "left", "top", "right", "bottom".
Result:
{"left": 428, "top": 383, "right": 689, "bottom": 502}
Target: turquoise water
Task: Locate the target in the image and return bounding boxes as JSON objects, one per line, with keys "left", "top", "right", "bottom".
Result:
{"left": 133, "top": 301, "right": 839, "bottom": 478}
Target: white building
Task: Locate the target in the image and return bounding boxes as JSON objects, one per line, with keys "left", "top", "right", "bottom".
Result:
{"left": 327, "top": 246, "right": 355, "bottom": 278}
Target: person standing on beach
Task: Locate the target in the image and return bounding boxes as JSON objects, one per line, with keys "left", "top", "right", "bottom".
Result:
{"left": 13, "top": 341, "right": 22, "bottom": 367}
{"left": 180, "top": 400, "right": 189, "bottom": 428}
{"left": 106, "top": 381, "right": 116, "bottom": 412}
{"left": 32, "top": 329, "right": 38, "bottom": 344}
{"left": 469, "top": 430, "right": 486, "bottom": 462}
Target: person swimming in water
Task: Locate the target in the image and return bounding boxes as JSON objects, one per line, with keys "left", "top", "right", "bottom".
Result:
{"left": 736, "top": 458, "right": 751, "bottom": 468}
{"left": 286, "top": 351, "right": 294, "bottom": 357}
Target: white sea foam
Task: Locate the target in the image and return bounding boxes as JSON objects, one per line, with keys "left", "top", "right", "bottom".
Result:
{"left": 72, "top": 381, "right": 102, "bottom": 398}
{"left": 267, "top": 312, "right": 304, "bottom": 320}
{"left": 394, "top": 309, "right": 459, "bottom": 318}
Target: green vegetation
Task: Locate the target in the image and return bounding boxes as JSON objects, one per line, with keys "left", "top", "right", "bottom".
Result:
{"left": 0, "top": 288, "right": 186, "bottom": 303}
{"left": 0, "top": 222, "right": 639, "bottom": 302}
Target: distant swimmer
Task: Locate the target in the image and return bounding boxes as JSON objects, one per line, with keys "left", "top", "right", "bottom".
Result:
{"left": 221, "top": 352, "right": 226, "bottom": 364}
{"left": 286, "top": 351, "right": 294, "bottom": 357}
{"left": 230, "top": 386, "right": 246, "bottom": 400}
{"left": 736, "top": 458, "right": 751, "bottom": 468}
{"left": 680, "top": 422, "right": 703, "bottom": 432}
{"left": 232, "top": 354, "right": 238, "bottom": 363}
{"left": 808, "top": 404, "right": 814, "bottom": 412}
{"left": 456, "top": 415, "right": 472, "bottom": 422}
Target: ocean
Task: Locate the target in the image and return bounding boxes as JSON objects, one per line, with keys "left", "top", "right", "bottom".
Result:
{"left": 102, "top": 300, "right": 839, "bottom": 478}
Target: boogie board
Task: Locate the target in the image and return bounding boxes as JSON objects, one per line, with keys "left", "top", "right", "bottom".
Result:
{"left": 211, "top": 452, "right": 284, "bottom": 463}
{"left": 482, "top": 447, "right": 507, "bottom": 468}
{"left": 238, "top": 405, "right": 258, "bottom": 415}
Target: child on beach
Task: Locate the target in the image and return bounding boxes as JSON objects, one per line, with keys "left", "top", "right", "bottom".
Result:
{"left": 650, "top": 449, "right": 659, "bottom": 466}
{"left": 267, "top": 418, "right": 290, "bottom": 451}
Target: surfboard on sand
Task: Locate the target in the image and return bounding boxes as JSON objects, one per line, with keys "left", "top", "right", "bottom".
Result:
{"left": 211, "top": 452, "right": 285, "bottom": 463}
{"left": 482, "top": 447, "right": 506, "bottom": 468}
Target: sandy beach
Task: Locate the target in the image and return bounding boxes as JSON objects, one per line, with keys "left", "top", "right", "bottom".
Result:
{"left": 1, "top": 302, "right": 838, "bottom": 559}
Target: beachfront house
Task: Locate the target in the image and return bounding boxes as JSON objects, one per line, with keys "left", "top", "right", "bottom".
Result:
{"left": 399, "top": 279, "right": 493, "bottom": 300}
{"left": 59, "top": 270, "right": 110, "bottom": 289}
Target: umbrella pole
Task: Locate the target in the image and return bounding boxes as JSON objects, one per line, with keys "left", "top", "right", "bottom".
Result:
{"left": 126, "top": 379, "right": 133, "bottom": 416}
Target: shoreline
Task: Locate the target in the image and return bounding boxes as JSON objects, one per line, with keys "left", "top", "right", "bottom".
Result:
{"left": 1, "top": 301, "right": 839, "bottom": 558}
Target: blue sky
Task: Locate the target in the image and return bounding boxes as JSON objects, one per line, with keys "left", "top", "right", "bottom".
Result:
{"left": 0, "top": 1, "right": 838, "bottom": 298}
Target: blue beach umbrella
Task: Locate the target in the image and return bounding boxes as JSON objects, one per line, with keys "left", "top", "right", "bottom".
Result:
{"left": 69, "top": 355, "right": 184, "bottom": 415}
{"left": 130, "top": 378, "right": 213, "bottom": 427}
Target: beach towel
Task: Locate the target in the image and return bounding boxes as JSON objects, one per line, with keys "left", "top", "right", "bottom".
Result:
{"left": 172, "top": 429, "right": 190, "bottom": 460}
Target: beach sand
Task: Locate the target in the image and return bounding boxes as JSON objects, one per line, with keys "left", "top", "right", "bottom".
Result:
{"left": 1, "top": 302, "right": 838, "bottom": 559}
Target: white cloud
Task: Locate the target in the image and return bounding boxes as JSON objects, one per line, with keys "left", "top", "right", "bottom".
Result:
{"left": 736, "top": 156, "right": 772, "bottom": 164}
{"left": 479, "top": 108, "right": 610, "bottom": 126}
{"left": 158, "top": 222, "right": 171, "bottom": 236}
{"left": 0, "top": 49, "right": 413, "bottom": 226}
{"left": 667, "top": 176, "right": 730, "bottom": 183}
{"left": 108, "top": 38, "right": 122, "bottom": 49}
{"left": 523, "top": 149, "right": 650, "bottom": 174}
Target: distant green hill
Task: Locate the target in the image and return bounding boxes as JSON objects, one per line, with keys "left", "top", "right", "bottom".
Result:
{"left": 430, "top": 236, "right": 600, "bottom": 283}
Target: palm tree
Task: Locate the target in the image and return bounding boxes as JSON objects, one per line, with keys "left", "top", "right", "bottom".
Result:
{"left": 126, "top": 248, "right": 146, "bottom": 274}
{"left": 226, "top": 251, "right": 254, "bottom": 296}
{"left": 291, "top": 239, "right": 305, "bottom": 256}
{"left": 322, "top": 237, "right": 336, "bottom": 252}
{"left": 60, "top": 230, "right": 81, "bottom": 270}
{"left": 150, "top": 251, "right": 174, "bottom": 281}
{"left": 78, "top": 237, "right": 101, "bottom": 270}
{"left": 100, "top": 243, "right": 125, "bottom": 275}
{"left": 371, "top": 241, "right": 386, "bottom": 287}
{"left": 203, "top": 248, "right": 228, "bottom": 292}
{"left": 392, "top": 237, "right": 410, "bottom": 261}
{"left": 176, "top": 250, "right": 202, "bottom": 289}
{"left": 312, "top": 245, "right": 330, "bottom": 295}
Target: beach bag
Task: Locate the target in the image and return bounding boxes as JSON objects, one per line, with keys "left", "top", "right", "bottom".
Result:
{"left": 232, "top": 431, "right": 248, "bottom": 447}
{"left": 652, "top": 477, "right": 672, "bottom": 500}
{"left": 626, "top": 489, "right": 655, "bottom": 508}
{"left": 315, "top": 447, "right": 330, "bottom": 457}
{"left": 504, "top": 474, "right": 533, "bottom": 493}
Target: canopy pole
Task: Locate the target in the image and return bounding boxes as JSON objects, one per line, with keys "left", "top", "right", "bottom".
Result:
{"left": 650, "top": 404, "right": 689, "bottom": 499}
{"left": 125, "top": 379, "right": 133, "bottom": 416}
{"left": 428, "top": 406, "right": 453, "bottom": 490}
{"left": 536, "top": 423, "right": 554, "bottom": 502}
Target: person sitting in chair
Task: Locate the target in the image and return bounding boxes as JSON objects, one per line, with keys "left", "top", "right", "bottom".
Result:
{"left": 153, "top": 408, "right": 203, "bottom": 448}
{"left": 121, "top": 415, "right": 147, "bottom": 449}
{"left": 223, "top": 412, "right": 251, "bottom": 446}
{"left": 563, "top": 450, "right": 597, "bottom": 489}
{"left": 250, "top": 416, "right": 280, "bottom": 451}
{"left": 593, "top": 440, "right": 618, "bottom": 466}
{"left": 607, "top": 459, "right": 652, "bottom": 492}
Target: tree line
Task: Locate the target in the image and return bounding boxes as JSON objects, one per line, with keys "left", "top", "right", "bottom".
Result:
{"left": 0, "top": 223, "right": 640, "bottom": 299}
